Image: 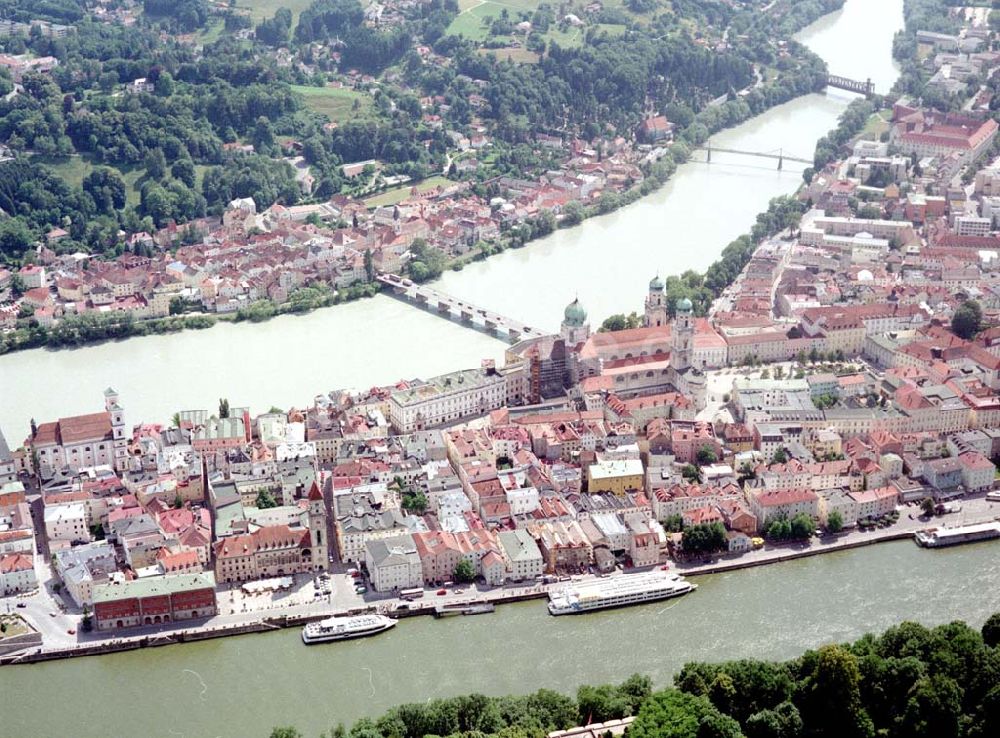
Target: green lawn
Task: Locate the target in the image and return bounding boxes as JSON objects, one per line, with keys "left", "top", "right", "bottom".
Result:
{"left": 859, "top": 108, "right": 892, "bottom": 140}
{"left": 240, "top": 0, "right": 315, "bottom": 24}
{"left": 478, "top": 46, "right": 541, "bottom": 64}
{"left": 292, "top": 84, "right": 373, "bottom": 125}
{"left": 36, "top": 155, "right": 210, "bottom": 207}
{"left": 364, "top": 175, "right": 452, "bottom": 208}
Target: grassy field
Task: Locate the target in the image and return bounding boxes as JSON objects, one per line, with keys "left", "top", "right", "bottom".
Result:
{"left": 860, "top": 108, "right": 893, "bottom": 140}
{"left": 240, "top": 0, "right": 315, "bottom": 24}
{"left": 477, "top": 46, "right": 541, "bottom": 63}
{"left": 363, "top": 175, "right": 452, "bottom": 207}
{"left": 449, "top": 1, "right": 626, "bottom": 50}
{"left": 292, "top": 84, "right": 373, "bottom": 125}
{"left": 37, "top": 155, "right": 212, "bottom": 208}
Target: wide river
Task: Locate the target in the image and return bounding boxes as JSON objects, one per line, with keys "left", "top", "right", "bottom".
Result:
{"left": 11, "top": 3, "right": 991, "bottom": 738}
{"left": 5, "top": 541, "right": 1000, "bottom": 738}
{"left": 0, "top": 0, "right": 901, "bottom": 438}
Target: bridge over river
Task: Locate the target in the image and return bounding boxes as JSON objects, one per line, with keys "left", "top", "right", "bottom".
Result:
{"left": 377, "top": 273, "right": 547, "bottom": 344}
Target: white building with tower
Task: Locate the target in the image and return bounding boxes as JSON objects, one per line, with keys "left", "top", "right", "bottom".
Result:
{"left": 28, "top": 388, "right": 129, "bottom": 480}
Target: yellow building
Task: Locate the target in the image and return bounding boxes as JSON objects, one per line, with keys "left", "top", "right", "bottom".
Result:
{"left": 587, "top": 459, "right": 644, "bottom": 495}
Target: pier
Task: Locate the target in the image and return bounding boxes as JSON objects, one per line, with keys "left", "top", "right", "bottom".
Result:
{"left": 377, "top": 273, "right": 547, "bottom": 343}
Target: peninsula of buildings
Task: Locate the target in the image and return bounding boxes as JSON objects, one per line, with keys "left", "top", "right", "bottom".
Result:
{"left": 6, "top": 5, "right": 1000, "bottom": 658}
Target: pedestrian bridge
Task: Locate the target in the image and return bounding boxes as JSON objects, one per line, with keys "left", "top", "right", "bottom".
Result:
{"left": 377, "top": 273, "right": 547, "bottom": 343}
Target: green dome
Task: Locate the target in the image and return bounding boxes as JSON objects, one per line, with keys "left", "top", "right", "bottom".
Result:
{"left": 676, "top": 297, "right": 693, "bottom": 313}
{"left": 649, "top": 274, "right": 665, "bottom": 292}
{"left": 564, "top": 298, "right": 587, "bottom": 326}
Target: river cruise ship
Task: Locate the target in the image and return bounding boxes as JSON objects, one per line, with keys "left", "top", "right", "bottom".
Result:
{"left": 301, "top": 614, "right": 396, "bottom": 644}
{"left": 914, "top": 522, "right": 1000, "bottom": 548}
{"left": 547, "top": 571, "right": 697, "bottom": 616}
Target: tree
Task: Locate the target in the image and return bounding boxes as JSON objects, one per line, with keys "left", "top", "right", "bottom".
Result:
{"left": 402, "top": 489, "right": 428, "bottom": 514}
{"left": 682, "top": 522, "right": 727, "bottom": 555}
{"left": 454, "top": 559, "right": 476, "bottom": 583}
{"left": 681, "top": 464, "right": 701, "bottom": 482}
{"left": 790, "top": 513, "right": 815, "bottom": 539}
{"left": 144, "top": 148, "right": 168, "bottom": 180}
{"left": 920, "top": 497, "right": 936, "bottom": 517}
{"left": 173, "top": 493, "right": 184, "bottom": 509}
{"left": 771, "top": 448, "right": 788, "bottom": 464}
{"left": 629, "top": 689, "right": 742, "bottom": 738}
{"left": 899, "top": 674, "right": 963, "bottom": 738}
{"left": 826, "top": 510, "right": 844, "bottom": 534}
{"left": 799, "top": 645, "right": 874, "bottom": 738}
{"left": 951, "top": 300, "right": 982, "bottom": 339}
{"left": 696, "top": 446, "right": 718, "bottom": 466}
{"left": 363, "top": 248, "right": 375, "bottom": 282}
{"left": 982, "top": 612, "right": 1000, "bottom": 648}
{"left": 664, "top": 514, "right": 684, "bottom": 533}
{"left": 219, "top": 398, "right": 230, "bottom": 418}
{"left": 269, "top": 729, "right": 303, "bottom": 738}
{"left": 256, "top": 489, "right": 279, "bottom": 509}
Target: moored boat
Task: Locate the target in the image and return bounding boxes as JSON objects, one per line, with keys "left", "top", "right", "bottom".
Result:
{"left": 301, "top": 614, "right": 396, "bottom": 644}
{"left": 914, "top": 522, "right": 1000, "bottom": 548}
{"left": 547, "top": 571, "right": 696, "bottom": 616}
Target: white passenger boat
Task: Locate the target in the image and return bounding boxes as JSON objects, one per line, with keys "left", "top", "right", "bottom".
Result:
{"left": 547, "top": 571, "right": 697, "bottom": 616}
{"left": 301, "top": 614, "right": 396, "bottom": 644}
{"left": 914, "top": 522, "right": 1000, "bottom": 548}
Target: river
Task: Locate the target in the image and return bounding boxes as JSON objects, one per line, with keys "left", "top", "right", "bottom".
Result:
{"left": 0, "top": 0, "right": 902, "bottom": 438}
{"left": 4, "top": 541, "right": 999, "bottom": 738}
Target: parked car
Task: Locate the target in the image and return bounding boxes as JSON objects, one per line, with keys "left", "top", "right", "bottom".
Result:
{"left": 436, "top": 588, "right": 447, "bottom": 596}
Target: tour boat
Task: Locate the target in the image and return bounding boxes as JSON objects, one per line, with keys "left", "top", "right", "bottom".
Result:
{"left": 914, "top": 522, "right": 1000, "bottom": 548}
{"left": 547, "top": 571, "right": 697, "bottom": 616}
{"left": 301, "top": 614, "right": 396, "bottom": 644}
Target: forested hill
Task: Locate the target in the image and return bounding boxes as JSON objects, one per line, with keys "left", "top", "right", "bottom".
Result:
{"left": 269, "top": 614, "right": 1000, "bottom": 738}
{"left": 0, "top": 0, "right": 837, "bottom": 264}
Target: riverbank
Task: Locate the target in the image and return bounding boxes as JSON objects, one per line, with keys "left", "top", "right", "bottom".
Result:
{"left": 0, "top": 21, "right": 837, "bottom": 358}
{"left": 7, "top": 497, "right": 996, "bottom": 668}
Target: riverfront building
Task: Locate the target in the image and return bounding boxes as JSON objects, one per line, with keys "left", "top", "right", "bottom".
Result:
{"left": 28, "top": 389, "right": 129, "bottom": 480}
{"left": 92, "top": 572, "right": 217, "bottom": 630}
{"left": 388, "top": 366, "right": 507, "bottom": 433}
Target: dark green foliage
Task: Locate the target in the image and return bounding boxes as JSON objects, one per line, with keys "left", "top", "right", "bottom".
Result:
{"left": 201, "top": 155, "right": 300, "bottom": 213}
{"left": 681, "top": 522, "right": 727, "bottom": 554}
{"left": 951, "top": 300, "right": 982, "bottom": 340}
{"left": 630, "top": 689, "right": 743, "bottom": 738}
{"left": 765, "top": 513, "right": 815, "bottom": 542}
{"left": 982, "top": 613, "right": 1000, "bottom": 648}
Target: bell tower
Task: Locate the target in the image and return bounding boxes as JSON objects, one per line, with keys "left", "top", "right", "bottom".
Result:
{"left": 104, "top": 387, "right": 129, "bottom": 473}
{"left": 671, "top": 298, "right": 694, "bottom": 373}
{"left": 645, "top": 275, "right": 667, "bottom": 327}
{"left": 307, "top": 480, "right": 329, "bottom": 571}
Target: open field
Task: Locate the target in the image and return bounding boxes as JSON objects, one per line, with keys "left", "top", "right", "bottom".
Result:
{"left": 449, "top": 1, "right": 626, "bottom": 49}
{"left": 37, "top": 155, "right": 211, "bottom": 207}
{"left": 860, "top": 107, "right": 892, "bottom": 139}
{"left": 292, "top": 84, "right": 373, "bottom": 124}
{"left": 363, "top": 175, "right": 452, "bottom": 207}
{"left": 240, "top": 0, "right": 316, "bottom": 24}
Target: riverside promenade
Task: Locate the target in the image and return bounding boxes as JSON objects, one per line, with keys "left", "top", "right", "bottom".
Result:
{"left": 4, "top": 496, "right": 998, "bottom": 666}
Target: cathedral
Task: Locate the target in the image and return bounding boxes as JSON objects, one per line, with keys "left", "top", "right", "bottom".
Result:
{"left": 505, "top": 277, "right": 717, "bottom": 410}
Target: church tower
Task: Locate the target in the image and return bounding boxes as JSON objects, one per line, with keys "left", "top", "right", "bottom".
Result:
{"left": 307, "top": 480, "right": 329, "bottom": 572}
{"left": 671, "top": 298, "right": 694, "bottom": 372}
{"left": 560, "top": 297, "right": 590, "bottom": 346}
{"left": 104, "top": 387, "right": 129, "bottom": 473}
{"left": 644, "top": 275, "right": 668, "bottom": 327}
